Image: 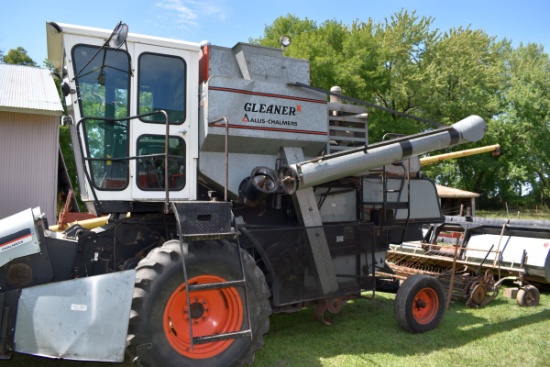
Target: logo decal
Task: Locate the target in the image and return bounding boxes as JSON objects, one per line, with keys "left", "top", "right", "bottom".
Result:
{"left": 242, "top": 102, "right": 301, "bottom": 127}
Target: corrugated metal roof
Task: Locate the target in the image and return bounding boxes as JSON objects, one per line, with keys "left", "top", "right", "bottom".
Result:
{"left": 436, "top": 184, "right": 480, "bottom": 199}
{"left": 0, "top": 64, "right": 63, "bottom": 115}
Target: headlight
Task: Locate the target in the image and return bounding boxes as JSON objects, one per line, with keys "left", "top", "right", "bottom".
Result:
{"left": 279, "top": 35, "right": 291, "bottom": 49}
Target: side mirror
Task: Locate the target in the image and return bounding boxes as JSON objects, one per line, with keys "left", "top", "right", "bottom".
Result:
{"left": 109, "top": 22, "right": 128, "bottom": 49}
{"left": 61, "top": 82, "right": 71, "bottom": 97}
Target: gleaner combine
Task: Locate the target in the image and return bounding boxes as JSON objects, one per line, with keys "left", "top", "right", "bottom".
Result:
{"left": 0, "top": 22, "right": 487, "bottom": 366}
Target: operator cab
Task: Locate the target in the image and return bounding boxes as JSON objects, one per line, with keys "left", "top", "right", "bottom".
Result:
{"left": 46, "top": 22, "right": 200, "bottom": 214}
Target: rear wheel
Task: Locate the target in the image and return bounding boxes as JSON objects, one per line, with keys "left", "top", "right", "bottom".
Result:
{"left": 128, "top": 240, "right": 271, "bottom": 367}
{"left": 395, "top": 274, "right": 446, "bottom": 333}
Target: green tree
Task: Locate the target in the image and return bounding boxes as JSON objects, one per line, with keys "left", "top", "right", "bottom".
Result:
{"left": 2, "top": 47, "right": 36, "bottom": 66}
{"left": 489, "top": 43, "right": 550, "bottom": 207}
{"left": 251, "top": 14, "right": 317, "bottom": 47}
{"left": 43, "top": 59, "right": 54, "bottom": 70}
{"left": 356, "top": 11, "right": 439, "bottom": 138}
{"left": 255, "top": 11, "right": 550, "bottom": 209}
{"left": 419, "top": 30, "right": 507, "bottom": 198}
{"left": 420, "top": 28, "right": 503, "bottom": 123}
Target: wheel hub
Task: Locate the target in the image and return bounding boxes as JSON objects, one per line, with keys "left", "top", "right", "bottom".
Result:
{"left": 415, "top": 299, "right": 427, "bottom": 309}
{"left": 184, "top": 297, "right": 211, "bottom": 324}
{"left": 412, "top": 287, "right": 439, "bottom": 325}
{"left": 190, "top": 301, "right": 205, "bottom": 319}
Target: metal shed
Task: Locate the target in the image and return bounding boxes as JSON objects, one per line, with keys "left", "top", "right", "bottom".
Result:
{"left": 0, "top": 64, "right": 63, "bottom": 222}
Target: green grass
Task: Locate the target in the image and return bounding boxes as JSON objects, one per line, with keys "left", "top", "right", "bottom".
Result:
{"left": 8, "top": 289, "right": 550, "bottom": 367}
{"left": 253, "top": 291, "right": 550, "bottom": 367}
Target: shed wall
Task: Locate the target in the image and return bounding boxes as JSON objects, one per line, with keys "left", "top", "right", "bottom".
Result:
{"left": 0, "top": 111, "right": 59, "bottom": 222}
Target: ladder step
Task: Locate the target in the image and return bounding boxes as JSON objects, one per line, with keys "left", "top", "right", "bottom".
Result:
{"left": 188, "top": 279, "right": 246, "bottom": 292}
{"left": 193, "top": 330, "right": 252, "bottom": 344}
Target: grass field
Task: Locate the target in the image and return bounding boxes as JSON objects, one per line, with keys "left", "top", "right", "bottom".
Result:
{"left": 8, "top": 286, "right": 550, "bottom": 367}
{"left": 477, "top": 208, "right": 550, "bottom": 221}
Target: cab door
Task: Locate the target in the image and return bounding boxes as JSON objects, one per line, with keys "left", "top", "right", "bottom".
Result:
{"left": 130, "top": 43, "right": 199, "bottom": 201}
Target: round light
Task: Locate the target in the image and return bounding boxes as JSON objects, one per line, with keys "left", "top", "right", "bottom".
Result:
{"left": 279, "top": 35, "right": 291, "bottom": 48}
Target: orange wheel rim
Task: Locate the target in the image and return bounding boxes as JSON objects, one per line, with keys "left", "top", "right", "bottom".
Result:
{"left": 163, "top": 275, "right": 243, "bottom": 359}
{"left": 412, "top": 287, "right": 439, "bottom": 324}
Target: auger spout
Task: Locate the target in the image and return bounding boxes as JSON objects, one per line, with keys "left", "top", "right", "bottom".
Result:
{"left": 280, "top": 115, "right": 486, "bottom": 193}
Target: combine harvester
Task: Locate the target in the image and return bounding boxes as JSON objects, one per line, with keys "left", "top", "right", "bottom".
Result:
{"left": 387, "top": 146, "right": 547, "bottom": 308}
{"left": 0, "top": 21, "right": 489, "bottom": 366}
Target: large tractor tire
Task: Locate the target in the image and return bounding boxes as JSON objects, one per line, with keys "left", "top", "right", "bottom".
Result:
{"left": 128, "top": 239, "right": 271, "bottom": 367}
{"left": 395, "top": 274, "right": 446, "bottom": 333}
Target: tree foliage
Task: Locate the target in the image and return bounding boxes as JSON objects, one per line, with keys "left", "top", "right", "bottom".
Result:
{"left": 1, "top": 46, "right": 36, "bottom": 66}
{"left": 255, "top": 11, "right": 550, "bottom": 209}
{"left": 489, "top": 44, "right": 550, "bottom": 207}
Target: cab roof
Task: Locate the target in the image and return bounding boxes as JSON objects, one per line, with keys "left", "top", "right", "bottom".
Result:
{"left": 46, "top": 22, "right": 202, "bottom": 73}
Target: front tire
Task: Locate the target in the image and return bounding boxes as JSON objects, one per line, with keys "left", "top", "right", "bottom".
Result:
{"left": 395, "top": 274, "right": 446, "bottom": 333}
{"left": 128, "top": 240, "right": 271, "bottom": 367}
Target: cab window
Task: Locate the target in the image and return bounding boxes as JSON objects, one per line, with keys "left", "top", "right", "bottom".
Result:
{"left": 137, "top": 135, "right": 186, "bottom": 190}
{"left": 138, "top": 53, "right": 186, "bottom": 124}
{"left": 72, "top": 45, "right": 131, "bottom": 190}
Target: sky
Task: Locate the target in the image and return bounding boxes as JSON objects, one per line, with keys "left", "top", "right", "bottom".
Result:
{"left": 1, "top": 0, "right": 549, "bottom": 65}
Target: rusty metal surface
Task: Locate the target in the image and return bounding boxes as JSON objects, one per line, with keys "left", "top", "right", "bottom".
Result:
{"left": 386, "top": 243, "right": 508, "bottom": 308}
{"left": 313, "top": 298, "right": 344, "bottom": 325}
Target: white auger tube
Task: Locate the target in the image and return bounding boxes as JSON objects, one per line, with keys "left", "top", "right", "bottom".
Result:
{"left": 282, "top": 115, "right": 486, "bottom": 192}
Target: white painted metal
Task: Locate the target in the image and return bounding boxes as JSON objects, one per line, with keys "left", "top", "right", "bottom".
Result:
{"left": 465, "top": 234, "right": 550, "bottom": 283}
{"left": 48, "top": 23, "right": 201, "bottom": 204}
{"left": 130, "top": 43, "right": 199, "bottom": 201}
{"left": 0, "top": 207, "right": 42, "bottom": 267}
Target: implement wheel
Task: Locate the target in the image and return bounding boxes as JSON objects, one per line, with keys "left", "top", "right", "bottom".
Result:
{"left": 517, "top": 285, "right": 540, "bottom": 307}
{"left": 395, "top": 274, "right": 446, "bottom": 333}
{"left": 129, "top": 240, "right": 271, "bottom": 367}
